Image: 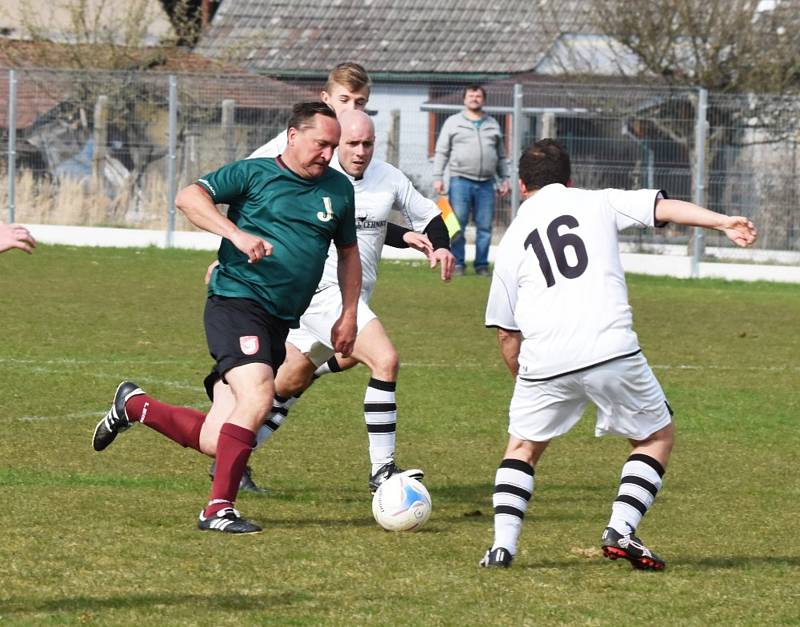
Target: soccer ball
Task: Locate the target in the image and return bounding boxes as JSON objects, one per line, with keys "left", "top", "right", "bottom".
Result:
{"left": 372, "top": 473, "right": 432, "bottom": 532}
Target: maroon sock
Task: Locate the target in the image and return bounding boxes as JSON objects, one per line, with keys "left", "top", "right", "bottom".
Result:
{"left": 126, "top": 395, "right": 205, "bottom": 451}
{"left": 205, "top": 423, "right": 255, "bottom": 517}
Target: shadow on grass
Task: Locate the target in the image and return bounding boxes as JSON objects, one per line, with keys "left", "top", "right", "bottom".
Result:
{"left": 507, "top": 555, "right": 800, "bottom": 571}
{"left": 0, "top": 591, "right": 313, "bottom": 615}
{"left": 0, "top": 468, "right": 199, "bottom": 492}
{"left": 674, "top": 555, "right": 800, "bottom": 569}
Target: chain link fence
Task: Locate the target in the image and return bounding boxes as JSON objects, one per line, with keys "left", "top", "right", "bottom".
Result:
{"left": 3, "top": 69, "right": 799, "bottom": 257}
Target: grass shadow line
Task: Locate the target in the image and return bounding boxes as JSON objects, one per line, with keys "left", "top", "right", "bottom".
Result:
{"left": 0, "top": 591, "right": 313, "bottom": 615}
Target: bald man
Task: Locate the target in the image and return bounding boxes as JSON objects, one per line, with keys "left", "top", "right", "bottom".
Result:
{"left": 207, "top": 110, "right": 456, "bottom": 494}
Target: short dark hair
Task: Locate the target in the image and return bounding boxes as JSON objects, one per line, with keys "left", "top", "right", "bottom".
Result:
{"left": 518, "top": 139, "right": 571, "bottom": 190}
{"left": 463, "top": 84, "right": 486, "bottom": 99}
{"left": 286, "top": 101, "right": 338, "bottom": 134}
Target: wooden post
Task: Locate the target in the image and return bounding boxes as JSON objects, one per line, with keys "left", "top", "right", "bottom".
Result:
{"left": 540, "top": 111, "right": 556, "bottom": 139}
{"left": 386, "top": 109, "right": 400, "bottom": 167}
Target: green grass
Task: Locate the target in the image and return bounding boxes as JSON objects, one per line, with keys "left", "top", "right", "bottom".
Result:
{"left": 1, "top": 246, "right": 798, "bottom": 625}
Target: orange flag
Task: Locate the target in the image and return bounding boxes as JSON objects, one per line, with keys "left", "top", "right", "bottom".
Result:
{"left": 436, "top": 196, "right": 462, "bottom": 242}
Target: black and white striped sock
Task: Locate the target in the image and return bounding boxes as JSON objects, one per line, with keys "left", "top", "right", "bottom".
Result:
{"left": 253, "top": 393, "right": 298, "bottom": 449}
{"left": 492, "top": 458, "right": 534, "bottom": 556}
{"left": 607, "top": 453, "right": 664, "bottom": 535}
{"left": 364, "top": 378, "right": 396, "bottom": 473}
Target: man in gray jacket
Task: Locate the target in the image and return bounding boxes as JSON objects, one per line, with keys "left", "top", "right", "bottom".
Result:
{"left": 433, "top": 85, "right": 510, "bottom": 276}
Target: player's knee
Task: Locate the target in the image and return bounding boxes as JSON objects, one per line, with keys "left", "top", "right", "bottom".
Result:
{"left": 656, "top": 421, "right": 676, "bottom": 449}
{"left": 198, "top": 428, "right": 217, "bottom": 456}
{"left": 235, "top": 388, "right": 274, "bottom": 425}
{"left": 372, "top": 347, "right": 399, "bottom": 380}
{"left": 633, "top": 421, "right": 675, "bottom": 456}
{"left": 280, "top": 367, "right": 314, "bottom": 396}
{"left": 504, "top": 438, "right": 546, "bottom": 467}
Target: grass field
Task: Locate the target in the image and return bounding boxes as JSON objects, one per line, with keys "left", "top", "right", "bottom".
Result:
{"left": 1, "top": 245, "right": 798, "bottom": 626}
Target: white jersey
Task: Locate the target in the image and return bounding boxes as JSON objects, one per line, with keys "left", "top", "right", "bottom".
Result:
{"left": 320, "top": 159, "right": 440, "bottom": 301}
{"left": 248, "top": 131, "right": 287, "bottom": 159}
{"left": 485, "top": 183, "right": 663, "bottom": 379}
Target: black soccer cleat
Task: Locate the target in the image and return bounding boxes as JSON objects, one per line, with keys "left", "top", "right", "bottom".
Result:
{"left": 601, "top": 527, "right": 666, "bottom": 571}
{"left": 368, "top": 461, "right": 424, "bottom": 494}
{"left": 197, "top": 507, "right": 262, "bottom": 534}
{"left": 479, "top": 546, "right": 513, "bottom": 568}
{"left": 208, "top": 462, "right": 270, "bottom": 495}
{"left": 92, "top": 381, "right": 144, "bottom": 452}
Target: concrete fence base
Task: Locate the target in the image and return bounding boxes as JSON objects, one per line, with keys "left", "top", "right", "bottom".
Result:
{"left": 24, "top": 223, "right": 800, "bottom": 284}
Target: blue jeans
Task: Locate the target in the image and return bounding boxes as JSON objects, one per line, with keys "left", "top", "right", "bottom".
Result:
{"left": 448, "top": 176, "right": 495, "bottom": 270}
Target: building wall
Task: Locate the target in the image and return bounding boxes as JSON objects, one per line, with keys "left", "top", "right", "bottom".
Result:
{"left": 369, "top": 83, "right": 436, "bottom": 195}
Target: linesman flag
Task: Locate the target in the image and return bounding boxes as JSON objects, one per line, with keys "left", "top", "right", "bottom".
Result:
{"left": 436, "top": 195, "right": 462, "bottom": 242}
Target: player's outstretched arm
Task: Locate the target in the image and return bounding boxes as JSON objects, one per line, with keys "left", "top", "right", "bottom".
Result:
{"left": 176, "top": 184, "right": 273, "bottom": 263}
{"left": 386, "top": 225, "right": 454, "bottom": 282}
{"left": 0, "top": 223, "right": 36, "bottom": 254}
{"left": 331, "top": 242, "right": 362, "bottom": 357}
{"left": 655, "top": 199, "right": 757, "bottom": 247}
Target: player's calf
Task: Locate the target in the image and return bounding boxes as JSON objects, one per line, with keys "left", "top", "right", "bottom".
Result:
{"left": 209, "top": 462, "right": 270, "bottom": 495}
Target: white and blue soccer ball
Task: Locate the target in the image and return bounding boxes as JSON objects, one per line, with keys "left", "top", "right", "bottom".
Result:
{"left": 371, "top": 473, "right": 432, "bottom": 532}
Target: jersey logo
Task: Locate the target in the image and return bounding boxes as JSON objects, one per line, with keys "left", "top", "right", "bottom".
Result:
{"left": 239, "top": 336, "right": 260, "bottom": 355}
{"left": 317, "top": 197, "right": 334, "bottom": 222}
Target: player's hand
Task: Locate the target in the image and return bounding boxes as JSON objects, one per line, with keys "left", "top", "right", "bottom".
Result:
{"left": 498, "top": 179, "right": 511, "bottom": 198}
{"left": 204, "top": 259, "right": 220, "bottom": 284}
{"left": 402, "top": 231, "right": 433, "bottom": 256}
{"left": 433, "top": 180, "right": 445, "bottom": 195}
{"left": 231, "top": 230, "right": 273, "bottom": 263}
{"left": 0, "top": 223, "right": 36, "bottom": 254}
{"left": 331, "top": 311, "right": 357, "bottom": 357}
{"left": 720, "top": 216, "right": 757, "bottom": 247}
{"left": 429, "top": 248, "right": 456, "bottom": 282}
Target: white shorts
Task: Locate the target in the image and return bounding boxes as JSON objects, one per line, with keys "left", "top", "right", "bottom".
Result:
{"left": 508, "top": 352, "right": 673, "bottom": 442}
{"left": 287, "top": 285, "right": 377, "bottom": 367}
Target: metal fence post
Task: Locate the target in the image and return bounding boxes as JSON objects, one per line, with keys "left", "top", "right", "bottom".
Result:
{"left": 691, "top": 87, "right": 709, "bottom": 278}
{"left": 510, "top": 83, "right": 523, "bottom": 216}
{"left": 166, "top": 74, "right": 178, "bottom": 248}
{"left": 7, "top": 69, "right": 17, "bottom": 223}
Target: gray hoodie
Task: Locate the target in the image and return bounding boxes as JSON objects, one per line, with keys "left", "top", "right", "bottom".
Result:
{"left": 433, "top": 112, "right": 509, "bottom": 182}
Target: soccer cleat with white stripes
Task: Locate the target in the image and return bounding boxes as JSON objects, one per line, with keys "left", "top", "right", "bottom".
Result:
{"left": 601, "top": 527, "right": 665, "bottom": 570}
{"left": 368, "top": 461, "right": 424, "bottom": 494}
{"left": 479, "top": 546, "right": 513, "bottom": 568}
{"left": 92, "top": 381, "right": 144, "bottom": 452}
{"left": 197, "top": 507, "right": 262, "bottom": 534}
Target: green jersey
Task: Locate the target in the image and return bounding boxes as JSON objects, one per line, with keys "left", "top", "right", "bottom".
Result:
{"left": 197, "top": 157, "right": 357, "bottom": 326}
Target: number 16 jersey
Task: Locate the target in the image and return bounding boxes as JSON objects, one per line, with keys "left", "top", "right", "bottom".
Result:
{"left": 485, "top": 183, "right": 664, "bottom": 380}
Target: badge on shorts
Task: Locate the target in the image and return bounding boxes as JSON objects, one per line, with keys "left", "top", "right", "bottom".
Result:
{"left": 239, "top": 336, "right": 259, "bottom": 355}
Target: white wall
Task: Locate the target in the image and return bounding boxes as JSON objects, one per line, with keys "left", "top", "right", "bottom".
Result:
{"left": 369, "top": 83, "right": 437, "bottom": 194}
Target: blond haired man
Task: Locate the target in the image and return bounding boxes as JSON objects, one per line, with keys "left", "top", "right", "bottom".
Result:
{"left": 249, "top": 62, "right": 371, "bottom": 160}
